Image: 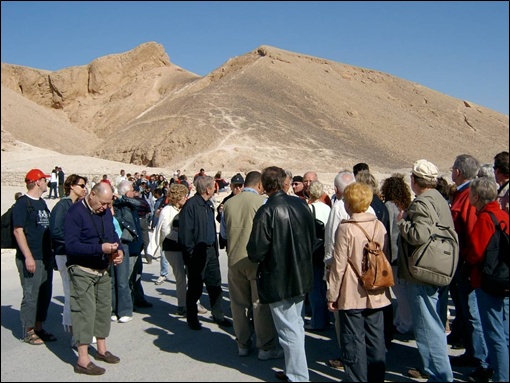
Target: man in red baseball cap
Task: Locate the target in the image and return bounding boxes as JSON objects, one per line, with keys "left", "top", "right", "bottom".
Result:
{"left": 13, "top": 168, "right": 55, "bottom": 345}
{"left": 24, "top": 169, "right": 51, "bottom": 184}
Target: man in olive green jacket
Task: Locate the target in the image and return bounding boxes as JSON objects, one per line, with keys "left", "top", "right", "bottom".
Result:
{"left": 223, "top": 171, "right": 281, "bottom": 360}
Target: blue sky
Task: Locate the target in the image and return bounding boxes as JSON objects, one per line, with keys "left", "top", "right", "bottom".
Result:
{"left": 1, "top": 1, "right": 509, "bottom": 115}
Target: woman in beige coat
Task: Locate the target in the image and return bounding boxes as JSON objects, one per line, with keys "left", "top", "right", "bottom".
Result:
{"left": 327, "top": 182, "right": 391, "bottom": 382}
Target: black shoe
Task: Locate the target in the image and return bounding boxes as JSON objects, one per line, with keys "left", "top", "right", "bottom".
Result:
{"left": 215, "top": 318, "right": 232, "bottom": 328}
{"left": 468, "top": 366, "right": 494, "bottom": 382}
{"left": 188, "top": 321, "right": 202, "bottom": 330}
{"left": 447, "top": 332, "right": 463, "bottom": 345}
{"left": 134, "top": 300, "right": 153, "bottom": 308}
{"left": 450, "top": 354, "right": 479, "bottom": 367}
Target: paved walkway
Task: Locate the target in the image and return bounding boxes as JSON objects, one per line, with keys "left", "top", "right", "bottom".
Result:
{"left": 1, "top": 247, "right": 471, "bottom": 382}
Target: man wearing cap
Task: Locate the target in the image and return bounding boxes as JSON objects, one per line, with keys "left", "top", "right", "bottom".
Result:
{"left": 13, "top": 169, "right": 56, "bottom": 346}
{"left": 291, "top": 176, "right": 306, "bottom": 200}
{"left": 397, "top": 159, "right": 455, "bottom": 382}
{"left": 216, "top": 173, "right": 245, "bottom": 250}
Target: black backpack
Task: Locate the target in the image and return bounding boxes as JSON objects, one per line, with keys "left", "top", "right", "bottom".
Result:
{"left": 481, "top": 211, "right": 509, "bottom": 297}
{"left": 1, "top": 196, "right": 33, "bottom": 249}
{"left": 311, "top": 204, "right": 325, "bottom": 265}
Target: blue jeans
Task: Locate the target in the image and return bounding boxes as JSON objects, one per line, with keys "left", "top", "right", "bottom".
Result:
{"left": 160, "top": 248, "right": 170, "bottom": 277}
{"left": 308, "top": 263, "right": 330, "bottom": 329}
{"left": 475, "top": 288, "right": 509, "bottom": 382}
{"left": 111, "top": 252, "right": 133, "bottom": 318}
{"left": 407, "top": 283, "right": 453, "bottom": 382}
{"left": 270, "top": 296, "right": 308, "bottom": 382}
{"left": 457, "top": 276, "right": 489, "bottom": 367}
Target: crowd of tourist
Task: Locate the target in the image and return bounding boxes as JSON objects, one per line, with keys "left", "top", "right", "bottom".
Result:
{"left": 9, "top": 151, "right": 509, "bottom": 381}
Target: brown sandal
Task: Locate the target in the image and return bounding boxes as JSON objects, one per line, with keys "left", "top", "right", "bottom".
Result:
{"left": 24, "top": 329, "right": 44, "bottom": 345}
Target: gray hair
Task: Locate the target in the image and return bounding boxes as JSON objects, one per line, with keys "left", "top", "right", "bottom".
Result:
{"left": 454, "top": 154, "right": 480, "bottom": 180}
{"left": 477, "top": 164, "right": 495, "bottom": 180}
{"left": 195, "top": 176, "right": 214, "bottom": 195}
{"left": 470, "top": 177, "right": 498, "bottom": 205}
{"left": 284, "top": 169, "right": 293, "bottom": 180}
{"left": 334, "top": 171, "right": 355, "bottom": 193}
{"left": 117, "top": 180, "right": 133, "bottom": 195}
{"left": 309, "top": 181, "right": 324, "bottom": 200}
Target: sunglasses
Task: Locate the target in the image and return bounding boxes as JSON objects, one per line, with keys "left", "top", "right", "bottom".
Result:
{"left": 292, "top": 183, "right": 301, "bottom": 186}
{"left": 75, "top": 184, "right": 87, "bottom": 189}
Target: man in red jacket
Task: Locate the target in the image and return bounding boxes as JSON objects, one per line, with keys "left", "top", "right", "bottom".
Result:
{"left": 449, "top": 154, "right": 490, "bottom": 381}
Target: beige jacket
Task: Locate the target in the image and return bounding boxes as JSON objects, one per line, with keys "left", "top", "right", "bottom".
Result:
{"left": 327, "top": 212, "right": 391, "bottom": 310}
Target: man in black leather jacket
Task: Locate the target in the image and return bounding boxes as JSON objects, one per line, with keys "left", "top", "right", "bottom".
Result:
{"left": 247, "top": 166, "right": 315, "bottom": 382}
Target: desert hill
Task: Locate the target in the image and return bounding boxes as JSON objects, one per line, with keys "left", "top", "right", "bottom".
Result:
{"left": 1, "top": 42, "right": 508, "bottom": 176}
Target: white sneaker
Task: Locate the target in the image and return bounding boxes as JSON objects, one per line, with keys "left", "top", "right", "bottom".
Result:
{"left": 258, "top": 348, "right": 284, "bottom": 361}
{"left": 197, "top": 303, "right": 207, "bottom": 314}
{"left": 111, "top": 315, "right": 118, "bottom": 322}
{"left": 118, "top": 316, "right": 133, "bottom": 323}
{"left": 155, "top": 276, "right": 167, "bottom": 285}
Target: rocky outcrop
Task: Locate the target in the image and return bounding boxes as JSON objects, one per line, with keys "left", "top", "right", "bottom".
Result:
{"left": 1, "top": 43, "right": 508, "bottom": 174}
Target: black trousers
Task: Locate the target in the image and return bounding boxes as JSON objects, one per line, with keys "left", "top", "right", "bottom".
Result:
{"left": 185, "top": 246, "right": 222, "bottom": 324}
{"left": 338, "top": 307, "right": 386, "bottom": 382}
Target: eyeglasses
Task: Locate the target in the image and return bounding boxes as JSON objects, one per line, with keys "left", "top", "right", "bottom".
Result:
{"left": 233, "top": 184, "right": 243, "bottom": 188}
{"left": 75, "top": 184, "right": 87, "bottom": 189}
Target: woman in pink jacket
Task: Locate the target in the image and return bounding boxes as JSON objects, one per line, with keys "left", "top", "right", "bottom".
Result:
{"left": 327, "top": 182, "right": 391, "bottom": 382}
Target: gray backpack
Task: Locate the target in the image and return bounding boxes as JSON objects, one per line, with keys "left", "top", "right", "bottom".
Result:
{"left": 405, "top": 198, "right": 459, "bottom": 287}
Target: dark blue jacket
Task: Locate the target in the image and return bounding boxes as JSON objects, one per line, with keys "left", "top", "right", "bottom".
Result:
{"left": 65, "top": 199, "right": 122, "bottom": 269}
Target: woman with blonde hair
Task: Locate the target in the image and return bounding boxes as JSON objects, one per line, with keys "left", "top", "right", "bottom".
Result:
{"left": 327, "top": 182, "right": 390, "bottom": 382}
{"left": 152, "top": 183, "right": 206, "bottom": 315}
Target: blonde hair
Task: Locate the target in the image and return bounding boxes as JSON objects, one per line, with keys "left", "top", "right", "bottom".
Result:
{"left": 343, "top": 182, "right": 373, "bottom": 213}
{"left": 308, "top": 181, "right": 324, "bottom": 200}
{"left": 168, "top": 183, "right": 189, "bottom": 205}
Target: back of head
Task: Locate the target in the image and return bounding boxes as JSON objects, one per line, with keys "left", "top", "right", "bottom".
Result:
{"left": 334, "top": 171, "right": 355, "bottom": 193}
{"left": 309, "top": 181, "right": 324, "bottom": 200}
{"left": 477, "top": 164, "right": 495, "bottom": 179}
{"left": 344, "top": 182, "right": 373, "bottom": 213}
{"left": 245, "top": 171, "right": 262, "bottom": 188}
{"left": 353, "top": 163, "right": 369, "bottom": 176}
{"left": 355, "top": 170, "right": 378, "bottom": 194}
{"left": 380, "top": 173, "right": 412, "bottom": 210}
{"left": 470, "top": 177, "right": 498, "bottom": 206}
{"left": 117, "top": 180, "right": 133, "bottom": 196}
{"left": 195, "top": 175, "right": 214, "bottom": 194}
{"left": 261, "top": 166, "right": 286, "bottom": 194}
